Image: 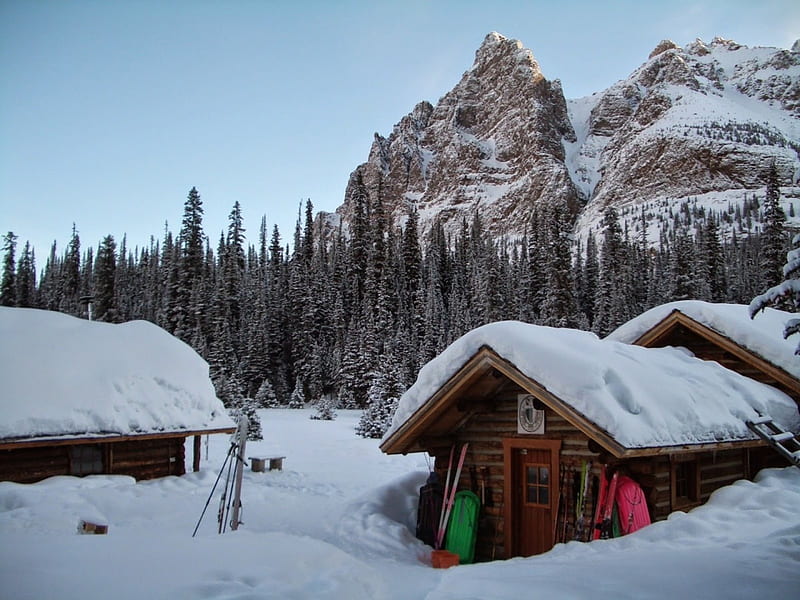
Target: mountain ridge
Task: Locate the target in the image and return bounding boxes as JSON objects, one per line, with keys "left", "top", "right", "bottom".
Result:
{"left": 325, "top": 32, "right": 800, "bottom": 243}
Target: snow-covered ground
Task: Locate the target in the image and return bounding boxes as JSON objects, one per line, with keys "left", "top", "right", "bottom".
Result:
{"left": 1, "top": 409, "right": 799, "bottom": 599}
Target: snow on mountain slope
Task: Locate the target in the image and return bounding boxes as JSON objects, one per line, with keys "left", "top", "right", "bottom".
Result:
{"left": 331, "top": 34, "right": 799, "bottom": 246}
{"left": 575, "top": 37, "right": 800, "bottom": 240}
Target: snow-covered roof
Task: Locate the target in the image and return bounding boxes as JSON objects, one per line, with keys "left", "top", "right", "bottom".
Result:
{"left": 606, "top": 301, "right": 800, "bottom": 380}
{"left": 0, "top": 308, "right": 234, "bottom": 442}
{"left": 383, "top": 321, "right": 800, "bottom": 451}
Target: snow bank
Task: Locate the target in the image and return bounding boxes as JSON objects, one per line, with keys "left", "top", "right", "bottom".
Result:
{"left": 385, "top": 321, "right": 800, "bottom": 449}
{"left": 0, "top": 307, "right": 233, "bottom": 440}
{"left": 607, "top": 301, "right": 800, "bottom": 379}
{"left": 0, "top": 410, "right": 798, "bottom": 599}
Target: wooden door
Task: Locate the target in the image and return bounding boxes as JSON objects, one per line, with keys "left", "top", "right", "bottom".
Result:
{"left": 503, "top": 438, "right": 561, "bottom": 557}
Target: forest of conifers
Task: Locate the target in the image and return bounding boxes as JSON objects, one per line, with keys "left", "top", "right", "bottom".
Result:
{"left": 0, "top": 167, "right": 791, "bottom": 437}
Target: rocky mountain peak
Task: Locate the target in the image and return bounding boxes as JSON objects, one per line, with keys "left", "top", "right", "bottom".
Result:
{"left": 330, "top": 33, "right": 799, "bottom": 247}
{"left": 649, "top": 39, "right": 680, "bottom": 59}
{"left": 335, "top": 32, "right": 579, "bottom": 240}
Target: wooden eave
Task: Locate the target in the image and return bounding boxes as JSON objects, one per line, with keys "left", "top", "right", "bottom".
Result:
{"left": 381, "top": 346, "right": 767, "bottom": 459}
{"left": 0, "top": 426, "right": 236, "bottom": 451}
{"left": 631, "top": 309, "right": 800, "bottom": 397}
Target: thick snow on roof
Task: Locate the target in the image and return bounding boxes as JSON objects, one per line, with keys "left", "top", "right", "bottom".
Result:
{"left": 0, "top": 308, "right": 233, "bottom": 441}
{"left": 384, "top": 321, "right": 800, "bottom": 449}
{"left": 606, "top": 301, "right": 800, "bottom": 380}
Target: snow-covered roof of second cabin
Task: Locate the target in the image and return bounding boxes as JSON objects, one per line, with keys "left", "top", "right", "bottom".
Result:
{"left": 0, "top": 308, "right": 235, "bottom": 442}
{"left": 382, "top": 321, "right": 800, "bottom": 454}
{"left": 606, "top": 301, "right": 800, "bottom": 381}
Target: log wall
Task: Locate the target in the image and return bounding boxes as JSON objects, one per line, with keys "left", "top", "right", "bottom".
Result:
{"left": 0, "top": 436, "right": 186, "bottom": 483}
{"left": 425, "top": 387, "right": 779, "bottom": 562}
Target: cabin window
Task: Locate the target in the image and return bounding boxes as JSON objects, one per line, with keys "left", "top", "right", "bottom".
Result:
{"left": 69, "top": 445, "right": 104, "bottom": 476}
{"left": 671, "top": 456, "right": 700, "bottom": 508}
{"left": 525, "top": 464, "right": 550, "bottom": 506}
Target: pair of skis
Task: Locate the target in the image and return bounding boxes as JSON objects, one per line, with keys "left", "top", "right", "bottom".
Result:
{"left": 434, "top": 443, "right": 469, "bottom": 550}
{"left": 592, "top": 467, "right": 619, "bottom": 540}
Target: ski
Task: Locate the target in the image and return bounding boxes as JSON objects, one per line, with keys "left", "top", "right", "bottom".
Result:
{"left": 435, "top": 443, "right": 469, "bottom": 550}
{"left": 573, "top": 460, "right": 592, "bottom": 541}
{"left": 591, "top": 465, "right": 608, "bottom": 540}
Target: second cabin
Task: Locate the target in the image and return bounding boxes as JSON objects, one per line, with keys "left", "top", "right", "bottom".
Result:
{"left": 381, "top": 320, "right": 800, "bottom": 561}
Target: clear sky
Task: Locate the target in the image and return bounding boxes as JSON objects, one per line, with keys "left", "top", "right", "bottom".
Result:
{"left": 1, "top": 0, "right": 798, "bottom": 261}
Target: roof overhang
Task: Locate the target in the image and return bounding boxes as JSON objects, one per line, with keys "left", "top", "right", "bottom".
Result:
{"left": 0, "top": 426, "right": 237, "bottom": 451}
{"left": 380, "top": 346, "right": 766, "bottom": 458}
{"left": 632, "top": 309, "right": 800, "bottom": 396}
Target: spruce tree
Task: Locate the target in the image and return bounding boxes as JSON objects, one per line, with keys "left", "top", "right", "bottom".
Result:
{"left": 1, "top": 232, "right": 17, "bottom": 306}
{"left": 94, "top": 235, "right": 117, "bottom": 322}
{"left": 750, "top": 231, "right": 800, "bottom": 353}
{"left": 15, "top": 242, "right": 36, "bottom": 308}
{"left": 761, "top": 162, "right": 787, "bottom": 290}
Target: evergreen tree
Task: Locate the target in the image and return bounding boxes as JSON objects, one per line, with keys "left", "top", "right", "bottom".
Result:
{"left": 668, "top": 226, "right": 695, "bottom": 301}
{"left": 94, "top": 235, "right": 117, "bottom": 322}
{"left": 540, "top": 200, "right": 578, "bottom": 327}
{"left": 594, "top": 206, "right": 630, "bottom": 336}
{"left": 355, "top": 352, "right": 405, "bottom": 439}
{"left": 311, "top": 393, "right": 337, "bottom": 421}
{"left": 761, "top": 162, "right": 787, "bottom": 290}
{"left": 61, "top": 225, "right": 81, "bottom": 315}
{"left": 1, "top": 232, "right": 17, "bottom": 306}
{"left": 751, "top": 231, "right": 800, "bottom": 353}
{"left": 254, "top": 378, "right": 280, "bottom": 408}
{"left": 578, "top": 232, "right": 599, "bottom": 325}
{"left": 15, "top": 242, "right": 36, "bottom": 308}
{"left": 288, "top": 376, "right": 306, "bottom": 408}
{"left": 174, "top": 187, "right": 206, "bottom": 343}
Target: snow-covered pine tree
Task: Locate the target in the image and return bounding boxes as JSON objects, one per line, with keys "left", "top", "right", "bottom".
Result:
{"left": 288, "top": 376, "right": 306, "bottom": 408}
{"left": 578, "top": 232, "right": 598, "bottom": 326}
{"left": 174, "top": 187, "right": 205, "bottom": 343}
{"left": 760, "top": 161, "right": 787, "bottom": 291}
{"left": 669, "top": 226, "right": 695, "bottom": 301}
{"left": 356, "top": 353, "right": 405, "bottom": 439}
{"left": 15, "top": 242, "right": 36, "bottom": 309}
{"left": 61, "top": 224, "right": 81, "bottom": 316}
{"left": 1, "top": 232, "right": 17, "bottom": 307}
{"left": 310, "top": 393, "right": 337, "bottom": 421}
{"left": 750, "top": 231, "right": 800, "bottom": 353}
{"left": 94, "top": 235, "right": 117, "bottom": 322}
{"left": 254, "top": 378, "right": 280, "bottom": 408}
{"left": 593, "top": 206, "right": 630, "bottom": 336}
{"left": 540, "top": 199, "right": 578, "bottom": 328}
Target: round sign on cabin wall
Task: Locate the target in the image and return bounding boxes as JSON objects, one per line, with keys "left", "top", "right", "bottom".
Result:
{"left": 517, "top": 394, "right": 545, "bottom": 434}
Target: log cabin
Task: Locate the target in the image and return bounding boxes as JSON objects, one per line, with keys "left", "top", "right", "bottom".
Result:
{"left": 381, "top": 321, "right": 800, "bottom": 561}
{"left": 0, "top": 308, "right": 236, "bottom": 483}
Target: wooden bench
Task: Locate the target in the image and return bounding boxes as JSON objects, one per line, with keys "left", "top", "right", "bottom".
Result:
{"left": 248, "top": 456, "right": 286, "bottom": 472}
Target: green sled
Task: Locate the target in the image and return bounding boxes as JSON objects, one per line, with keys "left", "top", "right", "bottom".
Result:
{"left": 444, "top": 490, "right": 481, "bottom": 564}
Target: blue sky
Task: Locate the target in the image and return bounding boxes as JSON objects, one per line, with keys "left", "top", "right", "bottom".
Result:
{"left": 1, "top": 0, "right": 798, "bottom": 261}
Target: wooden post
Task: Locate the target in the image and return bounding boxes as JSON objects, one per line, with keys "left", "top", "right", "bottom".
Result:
{"left": 193, "top": 435, "right": 201, "bottom": 472}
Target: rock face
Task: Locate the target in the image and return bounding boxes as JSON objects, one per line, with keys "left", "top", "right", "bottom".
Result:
{"left": 573, "top": 36, "right": 800, "bottom": 237}
{"left": 333, "top": 33, "right": 800, "bottom": 241}
{"left": 335, "top": 33, "right": 581, "bottom": 239}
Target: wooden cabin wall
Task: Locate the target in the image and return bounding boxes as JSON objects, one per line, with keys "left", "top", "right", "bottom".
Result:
{"left": 430, "top": 387, "right": 604, "bottom": 562}
{"left": 109, "top": 437, "right": 186, "bottom": 480}
{"left": 0, "top": 445, "right": 70, "bottom": 483}
{"left": 0, "top": 437, "right": 186, "bottom": 484}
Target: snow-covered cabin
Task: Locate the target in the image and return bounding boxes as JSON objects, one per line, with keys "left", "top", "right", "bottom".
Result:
{"left": 0, "top": 308, "right": 235, "bottom": 483}
{"left": 380, "top": 321, "right": 800, "bottom": 561}
{"left": 607, "top": 301, "right": 800, "bottom": 406}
